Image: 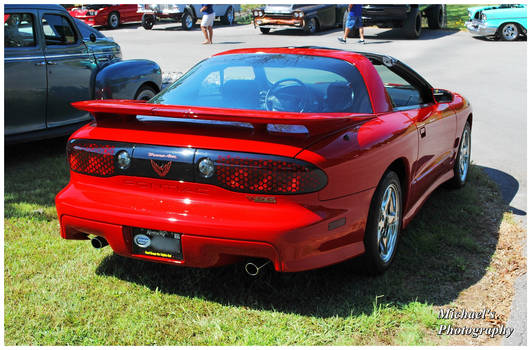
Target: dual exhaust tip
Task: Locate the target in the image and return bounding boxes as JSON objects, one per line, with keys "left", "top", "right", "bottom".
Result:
{"left": 91, "top": 236, "right": 270, "bottom": 276}
{"left": 91, "top": 236, "right": 108, "bottom": 249}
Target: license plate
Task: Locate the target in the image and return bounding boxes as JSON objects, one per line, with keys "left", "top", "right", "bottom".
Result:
{"left": 131, "top": 228, "right": 182, "bottom": 260}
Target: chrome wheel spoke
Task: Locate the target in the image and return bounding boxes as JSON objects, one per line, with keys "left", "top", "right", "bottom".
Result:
{"left": 377, "top": 183, "right": 400, "bottom": 263}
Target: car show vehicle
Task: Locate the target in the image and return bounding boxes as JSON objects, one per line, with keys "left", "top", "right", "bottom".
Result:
{"left": 252, "top": 4, "right": 347, "bottom": 34}
{"left": 68, "top": 4, "right": 142, "bottom": 29}
{"left": 465, "top": 4, "right": 527, "bottom": 41}
{"left": 137, "top": 4, "right": 239, "bottom": 30}
{"left": 56, "top": 47, "right": 472, "bottom": 275}
{"left": 5, "top": 4, "right": 162, "bottom": 143}
{"left": 360, "top": 4, "right": 446, "bottom": 39}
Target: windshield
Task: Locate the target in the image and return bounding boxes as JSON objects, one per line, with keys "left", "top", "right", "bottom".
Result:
{"left": 150, "top": 54, "right": 373, "bottom": 114}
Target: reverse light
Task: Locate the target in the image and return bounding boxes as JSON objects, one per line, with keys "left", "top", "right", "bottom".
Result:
{"left": 116, "top": 150, "right": 131, "bottom": 170}
{"left": 198, "top": 158, "right": 215, "bottom": 178}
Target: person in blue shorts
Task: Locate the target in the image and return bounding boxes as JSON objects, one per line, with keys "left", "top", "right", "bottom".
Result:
{"left": 338, "top": 4, "right": 365, "bottom": 44}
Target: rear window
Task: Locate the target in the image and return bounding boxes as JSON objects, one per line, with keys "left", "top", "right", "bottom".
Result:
{"left": 151, "top": 54, "right": 373, "bottom": 114}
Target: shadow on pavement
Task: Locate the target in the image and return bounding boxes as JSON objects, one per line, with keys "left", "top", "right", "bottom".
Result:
{"left": 481, "top": 166, "right": 526, "bottom": 216}
{"left": 365, "top": 28, "right": 460, "bottom": 41}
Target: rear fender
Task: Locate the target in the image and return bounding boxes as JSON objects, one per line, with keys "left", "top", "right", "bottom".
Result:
{"left": 95, "top": 59, "right": 162, "bottom": 100}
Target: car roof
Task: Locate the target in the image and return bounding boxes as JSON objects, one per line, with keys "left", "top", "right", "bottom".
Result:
{"left": 5, "top": 4, "right": 65, "bottom": 11}
{"left": 213, "top": 46, "right": 400, "bottom": 67}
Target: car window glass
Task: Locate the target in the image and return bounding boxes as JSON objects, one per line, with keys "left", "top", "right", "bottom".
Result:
{"left": 73, "top": 18, "right": 105, "bottom": 39}
{"left": 225, "top": 66, "right": 255, "bottom": 81}
{"left": 198, "top": 71, "right": 221, "bottom": 97}
{"left": 264, "top": 67, "right": 347, "bottom": 85}
{"left": 4, "top": 13, "right": 36, "bottom": 48}
{"left": 42, "top": 14, "right": 77, "bottom": 45}
{"left": 152, "top": 54, "right": 373, "bottom": 114}
{"left": 374, "top": 64, "right": 423, "bottom": 108}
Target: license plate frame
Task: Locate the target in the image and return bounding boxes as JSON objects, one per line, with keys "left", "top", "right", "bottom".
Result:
{"left": 131, "top": 227, "right": 182, "bottom": 260}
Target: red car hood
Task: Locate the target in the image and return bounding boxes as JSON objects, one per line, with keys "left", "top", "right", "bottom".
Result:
{"left": 72, "top": 100, "right": 376, "bottom": 158}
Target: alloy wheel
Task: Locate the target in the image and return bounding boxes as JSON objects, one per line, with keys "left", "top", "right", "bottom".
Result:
{"left": 377, "top": 183, "right": 400, "bottom": 263}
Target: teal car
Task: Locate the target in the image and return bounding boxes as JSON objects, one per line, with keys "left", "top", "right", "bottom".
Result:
{"left": 466, "top": 4, "right": 527, "bottom": 41}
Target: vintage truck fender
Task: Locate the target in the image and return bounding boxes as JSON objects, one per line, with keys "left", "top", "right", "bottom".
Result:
{"left": 95, "top": 59, "right": 162, "bottom": 100}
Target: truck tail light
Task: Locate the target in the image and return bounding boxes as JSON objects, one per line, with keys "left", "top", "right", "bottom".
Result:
{"left": 68, "top": 141, "right": 116, "bottom": 176}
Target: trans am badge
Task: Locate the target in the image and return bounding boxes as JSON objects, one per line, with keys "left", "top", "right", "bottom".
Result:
{"left": 150, "top": 159, "right": 172, "bottom": 177}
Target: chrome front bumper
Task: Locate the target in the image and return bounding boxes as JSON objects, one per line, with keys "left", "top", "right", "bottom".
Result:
{"left": 465, "top": 20, "right": 497, "bottom": 36}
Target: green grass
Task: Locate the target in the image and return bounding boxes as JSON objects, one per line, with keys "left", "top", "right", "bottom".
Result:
{"left": 445, "top": 4, "right": 490, "bottom": 30}
{"left": 236, "top": 4, "right": 263, "bottom": 25}
{"left": 4, "top": 137, "right": 508, "bottom": 345}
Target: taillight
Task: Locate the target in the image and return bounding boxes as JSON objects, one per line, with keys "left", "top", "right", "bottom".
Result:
{"left": 198, "top": 152, "right": 327, "bottom": 195}
{"left": 68, "top": 141, "right": 116, "bottom": 176}
{"left": 67, "top": 140, "right": 328, "bottom": 194}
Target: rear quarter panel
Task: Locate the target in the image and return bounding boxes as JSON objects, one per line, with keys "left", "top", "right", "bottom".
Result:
{"left": 297, "top": 111, "right": 418, "bottom": 202}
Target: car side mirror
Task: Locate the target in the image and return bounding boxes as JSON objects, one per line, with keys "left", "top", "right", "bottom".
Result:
{"left": 89, "top": 33, "right": 97, "bottom": 42}
{"left": 433, "top": 89, "right": 453, "bottom": 103}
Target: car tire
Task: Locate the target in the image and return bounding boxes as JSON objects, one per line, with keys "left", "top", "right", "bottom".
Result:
{"left": 427, "top": 5, "right": 444, "bottom": 29}
{"left": 259, "top": 27, "right": 270, "bottom": 34}
{"left": 363, "top": 170, "right": 403, "bottom": 275}
{"left": 304, "top": 17, "right": 318, "bottom": 34}
{"left": 403, "top": 7, "right": 422, "bottom": 39}
{"left": 135, "top": 85, "right": 157, "bottom": 101}
{"left": 142, "top": 14, "right": 155, "bottom": 30}
{"left": 182, "top": 11, "right": 194, "bottom": 30}
{"left": 107, "top": 12, "right": 120, "bottom": 29}
{"left": 221, "top": 6, "right": 235, "bottom": 25}
{"left": 448, "top": 122, "right": 471, "bottom": 188}
{"left": 499, "top": 23, "right": 520, "bottom": 41}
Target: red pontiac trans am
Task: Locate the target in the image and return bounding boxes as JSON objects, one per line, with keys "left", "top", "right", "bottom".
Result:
{"left": 68, "top": 4, "right": 142, "bottom": 29}
{"left": 56, "top": 47, "right": 472, "bottom": 275}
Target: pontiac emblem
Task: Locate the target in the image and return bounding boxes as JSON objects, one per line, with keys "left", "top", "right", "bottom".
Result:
{"left": 150, "top": 159, "right": 172, "bottom": 177}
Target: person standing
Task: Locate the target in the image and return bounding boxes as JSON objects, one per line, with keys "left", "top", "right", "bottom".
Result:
{"left": 338, "top": 4, "right": 365, "bottom": 44}
{"left": 200, "top": 4, "right": 215, "bottom": 44}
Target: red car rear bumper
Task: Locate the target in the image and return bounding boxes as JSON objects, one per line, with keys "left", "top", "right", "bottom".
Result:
{"left": 56, "top": 174, "right": 373, "bottom": 272}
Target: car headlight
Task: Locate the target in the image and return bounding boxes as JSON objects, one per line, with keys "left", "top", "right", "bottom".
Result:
{"left": 253, "top": 10, "right": 258, "bottom": 16}
{"left": 293, "top": 12, "right": 304, "bottom": 18}
{"left": 259, "top": 10, "right": 264, "bottom": 16}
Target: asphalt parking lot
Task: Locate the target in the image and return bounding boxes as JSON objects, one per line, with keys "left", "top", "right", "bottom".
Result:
{"left": 106, "top": 22, "right": 527, "bottom": 221}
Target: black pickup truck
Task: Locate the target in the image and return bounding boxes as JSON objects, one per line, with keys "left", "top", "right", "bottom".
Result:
{"left": 348, "top": 4, "right": 445, "bottom": 39}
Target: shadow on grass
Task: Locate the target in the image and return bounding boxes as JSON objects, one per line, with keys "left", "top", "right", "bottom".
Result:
{"left": 94, "top": 165, "right": 506, "bottom": 318}
{"left": 4, "top": 137, "right": 70, "bottom": 216}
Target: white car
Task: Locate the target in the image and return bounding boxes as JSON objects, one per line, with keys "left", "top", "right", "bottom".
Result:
{"left": 137, "top": 4, "right": 240, "bottom": 30}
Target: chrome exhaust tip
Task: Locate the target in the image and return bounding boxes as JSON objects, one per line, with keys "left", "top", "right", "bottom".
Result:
{"left": 91, "top": 236, "right": 108, "bottom": 249}
{"left": 244, "top": 260, "right": 271, "bottom": 276}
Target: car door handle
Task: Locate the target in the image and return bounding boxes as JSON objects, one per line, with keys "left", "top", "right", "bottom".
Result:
{"left": 46, "top": 61, "right": 57, "bottom": 65}
{"left": 34, "top": 61, "right": 46, "bottom": 66}
{"left": 420, "top": 126, "right": 426, "bottom": 138}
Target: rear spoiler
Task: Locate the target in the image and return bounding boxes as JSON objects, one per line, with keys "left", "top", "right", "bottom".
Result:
{"left": 72, "top": 100, "right": 374, "bottom": 135}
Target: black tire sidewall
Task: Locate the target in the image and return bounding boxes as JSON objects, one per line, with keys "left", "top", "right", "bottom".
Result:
{"left": 451, "top": 123, "right": 472, "bottom": 187}
{"left": 108, "top": 12, "right": 119, "bottom": 29}
{"left": 501, "top": 23, "right": 520, "bottom": 41}
{"left": 182, "top": 12, "right": 193, "bottom": 30}
{"left": 364, "top": 171, "right": 403, "bottom": 274}
{"left": 135, "top": 85, "right": 157, "bottom": 100}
